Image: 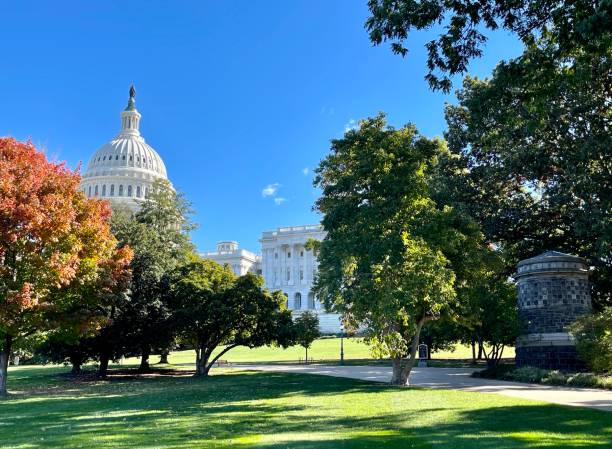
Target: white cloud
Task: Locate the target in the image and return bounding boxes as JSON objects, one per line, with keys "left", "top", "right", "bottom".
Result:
{"left": 262, "top": 183, "right": 280, "bottom": 197}
{"left": 344, "top": 119, "right": 358, "bottom": 133}
{"left": 302, "top": 167, "right": 309, "bottom": 176}
{"left": 274, "top": 197, "right": 287, "bottom": 205}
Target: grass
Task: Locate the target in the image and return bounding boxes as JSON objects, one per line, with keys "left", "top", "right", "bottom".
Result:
{"left": 133, "top": 337, "right": 515, "bottom": 367}
{"left": 0, "top": 363, "right": 610, "bottom": 448}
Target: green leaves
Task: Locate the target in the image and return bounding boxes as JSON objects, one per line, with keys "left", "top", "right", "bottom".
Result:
{"left": 365, "top": 0, "right": 611, "bottom": 91}
{"left": 313, "top": 114, "right": 478, "bottom": 364}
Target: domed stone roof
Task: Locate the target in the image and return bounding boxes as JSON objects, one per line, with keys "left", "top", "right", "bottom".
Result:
{"left": 81, "top": 86, "right": 169, "bottom": 211}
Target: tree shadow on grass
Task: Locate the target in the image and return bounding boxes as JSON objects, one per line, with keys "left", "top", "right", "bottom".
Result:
{"left": 0, "top": 369, "right": 610, "bottom": 448}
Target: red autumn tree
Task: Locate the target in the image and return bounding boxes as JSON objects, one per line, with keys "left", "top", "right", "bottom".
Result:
{"left": 0, "top": 137, "right": 123, "bottom": 395}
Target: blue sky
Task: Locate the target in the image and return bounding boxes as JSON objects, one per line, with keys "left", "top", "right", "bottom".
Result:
{"left": 0, "top": 1, "right": 523, "bottom": 252}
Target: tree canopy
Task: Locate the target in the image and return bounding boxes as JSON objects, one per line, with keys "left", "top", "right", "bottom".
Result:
{"left": 167, "top": 257, "right": 294, "bottom": 376}
{"left": 366, "top": 0, "right": 611, "bottom": 91}
{"left": 443, "top": 36, "right": 611, "bottom": 308}
{"left": 312, "top": 114, "right": 492, "bottom": 385}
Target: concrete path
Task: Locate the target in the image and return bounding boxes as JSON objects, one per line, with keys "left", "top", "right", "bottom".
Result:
{"left": 230, "top": 364, "right": 612, "bottom": 412}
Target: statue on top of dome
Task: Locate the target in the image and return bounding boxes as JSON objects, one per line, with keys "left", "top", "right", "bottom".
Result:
{"left": 129, "top": 84, "right": 136, "bottom": 99}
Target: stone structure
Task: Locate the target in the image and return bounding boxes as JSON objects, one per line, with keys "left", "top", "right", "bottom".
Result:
{"left": 515, "top": 251, "right": 592, "bottom": 370}
{"left": 200, "top": 241, "right": 262, "bottom": 276}
{"left": 81, "top": 86, "right": 170, "bottom": 211}
{"left": 260, "top": 225, "right": 342, "bottom": 334}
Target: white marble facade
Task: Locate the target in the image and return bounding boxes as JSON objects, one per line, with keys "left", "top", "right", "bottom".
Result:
{"left": 260, "top": 225, "right": 341, "bottom": 334}
{"left": 200, "top": 241, "right": 262, "bottom": 277}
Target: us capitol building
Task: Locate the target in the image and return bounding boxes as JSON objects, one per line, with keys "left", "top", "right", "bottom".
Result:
{"left": 82, "top": 87, "right": 341, "bottom": 334}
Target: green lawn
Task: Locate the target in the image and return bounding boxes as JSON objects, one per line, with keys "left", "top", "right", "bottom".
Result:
{"left": 136, "top": 337, "right": 515, "bottom": 366}
{"left": 0, "top": 364, "right": 609, "bottom": 448}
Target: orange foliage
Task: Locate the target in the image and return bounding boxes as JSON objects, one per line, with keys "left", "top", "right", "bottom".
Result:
{"left": 0, "top": 137, "right": 124, "bottom": 339}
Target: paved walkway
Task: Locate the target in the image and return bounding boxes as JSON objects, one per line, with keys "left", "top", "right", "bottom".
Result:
{"left": 230, "top": 364, "right": 612, "bottom": 412}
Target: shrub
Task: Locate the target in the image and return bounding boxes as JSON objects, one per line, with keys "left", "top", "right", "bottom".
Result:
{"left": 474, "top": 365, "right": 612, "bottom": 390}
{"left": 569, "top": 307, "right": 612, "bottom": 374}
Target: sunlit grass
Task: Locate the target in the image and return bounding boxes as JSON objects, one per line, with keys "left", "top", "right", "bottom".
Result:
{"left": 0, "top": 362, "right": 608, "bottom": 448}
{"left": 122, "top": 337, "right": 515, "bottom": 367}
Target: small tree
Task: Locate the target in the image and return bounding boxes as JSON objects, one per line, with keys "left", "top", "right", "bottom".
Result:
{"left": 570, "top": 307, "right": 612, "bottom": 373}
{"left": 294, "top": 311, "right": 320, "bottom": 363}
{"left": 167, "top": 257, "right": 293, "bottom": 376}
{"left": 0, "top": 138, "right": 120, "bottom": 395}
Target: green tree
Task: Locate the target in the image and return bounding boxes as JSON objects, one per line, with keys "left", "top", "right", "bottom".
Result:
{"left": 293, "top": 311, "right": 320, "bottom": 363}
{"left": 569, "top": 307, "right": 612, "bottom": 373}
{"left": 443, "top": 37, "right": 611, "bottom": 308}
{"left": 167, "top": 257, "right": 294, "bottom": 376}
{"left": 312, "top": 114, "right": 489, "bottom": 385}
{"left": 365, "top": 0, "right": 610, "bottom": 91}
{"left": 111, "top": 179, "right": 195, "bottom": 371}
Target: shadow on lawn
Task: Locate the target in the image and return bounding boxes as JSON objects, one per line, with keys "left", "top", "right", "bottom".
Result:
{"left": 0, "top": 369, "right": 610, "bottom": 449}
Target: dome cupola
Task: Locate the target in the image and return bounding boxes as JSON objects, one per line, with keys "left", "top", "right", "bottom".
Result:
{"left": 81, "top": 85, "right": 170, "bottom": 211}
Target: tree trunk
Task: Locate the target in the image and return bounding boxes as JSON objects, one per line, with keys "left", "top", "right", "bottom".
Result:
{"left": 477, "top": 338, "right": 484, "bottom": 360}
{"left": 139, "top": 346, "right": 150, "bottom": 372}
{"left": 98, "top": 352, "right": 110, "bottom": 378}
{"left": 0, "top": 335, "right": 12, "bottom": 396}
{"left": 390, "top": 318, "right": 427, "bottom": 386}
{"left": 70, "top": 356, "right": 82, "bottom": 375}
{"left": 195, "top": 347, "right": 209, "bottom": 376}
{"left": 471, "top": 337, "right": 476, "bottom": 362}
{"left": 305, "top": 347, "right": 308, "bottom": 364}
{"left": 158, "top": 350, "right": 169, "bottom": 364}
{"left": 195, "top": 343, "right": 238, "bottom": 377}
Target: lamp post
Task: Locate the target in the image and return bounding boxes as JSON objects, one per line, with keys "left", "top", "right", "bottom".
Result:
{"left": 340, "top": 324, "right": 345, "bottom": 366}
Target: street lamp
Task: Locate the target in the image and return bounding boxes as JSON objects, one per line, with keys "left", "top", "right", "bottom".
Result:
{"left": 340, "top": 323, "right": 345, "bottom": 366}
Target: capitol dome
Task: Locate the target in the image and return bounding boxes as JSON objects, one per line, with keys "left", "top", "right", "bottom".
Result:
{"left": 81, "top": 86, "right": 169, "bottom": 211}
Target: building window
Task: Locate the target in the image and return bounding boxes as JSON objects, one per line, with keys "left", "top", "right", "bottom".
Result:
{"left": 308, "top": 292, "right": 315, "bottom": 310}
{"left": 110, "top": 185, "right": 115, "bottom": 196}
{"left": 275, "top": 253, "right": 278, "bottom": 259}
{"left": 136, "top": 186, "right": 141, "bottom": 198}
{"left": 116, "top": 155, "right": 119, "bottom": 160}
{"left": 286, "top": 267, "right": 290, "bottom": 282}
{"left": 88, "top": 186, "right": 92, "bottom": 197}
{"left": 119, "top": 185, "right": 124, "bottom": 196}
{"left": 122, "top": 155, "right": 126, "bottom": 160}
{"left": 102, "top": 185, "right": 106, "bottom": 196}
{"left": 300, "top": 269, "right": 304, "bottom": 281}
{"left": 94, "top": 185, "right": 99, "bottom": 196}
{"left": 127, "top": 185, "right": 133, "bottom": 197}
{"left": 294, "top": 293, "right": 302, "bottom": 310}
{"left": 300, "top": 251, "right": 304, "bottom": 257}
{"left": 287, "top": 252, "right": 291, "bottom": 258}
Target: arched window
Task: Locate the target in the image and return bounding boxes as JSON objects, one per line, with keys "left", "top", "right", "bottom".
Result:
{"left": 110, "top": 185, "right": 115, "bottom": 196}
{"left": 308, "top": 292, "right": 315, "bottom": 310}
{"left": 88, "top": 186, "right": 92, "bottom": 197}
{"left": 294, "top": 293, "right": 302, "bottom": 310}
{"left": 127, "top": 185, "right": 133, "bottom": 197}
{"left": 116, "top": 155, "right": 119, "bottom": 160}
{"left": 94, "top": 185, "right": 99, "bottom": 196}
{"left": 119, "top": 185, "right": 124, "bottom": 196}
{"left": 102, "top": 185, "right": 106, "bottom": 196}
{"left": 136, "top": 186, "right": 141, "bottom": 198}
